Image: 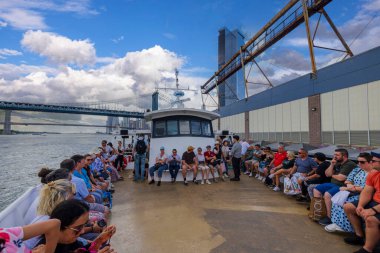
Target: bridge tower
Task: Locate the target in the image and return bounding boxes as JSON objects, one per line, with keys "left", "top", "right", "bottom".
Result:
{"left": 3, "top": 110, "right": 11, "bottom": 135}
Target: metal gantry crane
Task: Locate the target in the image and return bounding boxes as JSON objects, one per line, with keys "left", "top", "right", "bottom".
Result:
{"left": 201, "top": 0, "right": 353, "bottom": 109}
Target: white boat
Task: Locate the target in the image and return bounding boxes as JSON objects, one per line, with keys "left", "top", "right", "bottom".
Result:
{"left": 144, "top": 70, "right": 220, "bottom": 181}
{"left": 145, "top": 108, "right": 219, "bottom": 182}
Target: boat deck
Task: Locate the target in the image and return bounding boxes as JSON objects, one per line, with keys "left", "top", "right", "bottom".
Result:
{"left": 110, "top": 171, "right": 357, "bottom": 253}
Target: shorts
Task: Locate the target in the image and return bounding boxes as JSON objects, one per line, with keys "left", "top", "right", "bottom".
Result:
{"left": 198, "top": 164, "right": 209, "bottom": 170}
{"left": 350, "top": 200, "right": 380, "bottom": 221}
{"left": 315, "top": 183, "right": 340, "bottom": 197}
{"left": 206, "top": 161, "right": 218, "bottom": 167}
{"left": 184, "top": 163, "right": 196, "bottom": 170}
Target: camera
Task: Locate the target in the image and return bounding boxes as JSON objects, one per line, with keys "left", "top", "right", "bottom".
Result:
{"left": 97, "top": 219, "right": 107, "bottom": 228}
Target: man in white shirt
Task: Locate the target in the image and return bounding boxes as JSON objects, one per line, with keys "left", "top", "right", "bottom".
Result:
{"left": 148, "top": 146, "right": 168, "bottom": 186}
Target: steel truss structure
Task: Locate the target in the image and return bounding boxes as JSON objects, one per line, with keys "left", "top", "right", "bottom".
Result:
{"left": 201, "top": 0, "right": 353, "bottom": 109}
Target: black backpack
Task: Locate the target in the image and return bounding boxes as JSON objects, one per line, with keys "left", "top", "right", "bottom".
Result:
{"left": 135, "top": 139, "right": 147, "bottom": 154}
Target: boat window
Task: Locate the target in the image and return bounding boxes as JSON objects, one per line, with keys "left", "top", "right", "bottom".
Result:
{"left": 167, "top": 120, "right": 178, "bottom": 136}
{"left": 155, "top": 121, "right": 166, "bottom": 137}
{"left": 179, "top": 120, "right": 190, "bottom": 135}
{"left": 201, "top": 121, "right": 212, "bottom": 136}
{"left": 191, "top": 121, "right": 201, "bottom": 135}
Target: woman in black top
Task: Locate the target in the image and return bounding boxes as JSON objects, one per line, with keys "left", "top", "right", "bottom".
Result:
{"left": 114, "top": 141, "right": 124, "bottom": 171}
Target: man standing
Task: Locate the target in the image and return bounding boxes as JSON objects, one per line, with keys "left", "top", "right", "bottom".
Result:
{"left": 133, "top": 135, "right": 148, "bottom": 182}
{"left": 181, "top": 146, "right": 198, "bottom": 186}
{"left": 230, "top": 135, "right": 242, "bottom": 181}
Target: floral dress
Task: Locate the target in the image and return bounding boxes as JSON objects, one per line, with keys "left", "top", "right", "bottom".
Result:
{"left": 330, "top": 167, "right": 367, "bottom": 232}
{"left": 0, "top": 227, "right": 31, "bottom": 253}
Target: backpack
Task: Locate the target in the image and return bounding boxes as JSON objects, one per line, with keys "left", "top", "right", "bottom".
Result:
{"left": 135, "top": 140, "right": 147, "bottom": 155}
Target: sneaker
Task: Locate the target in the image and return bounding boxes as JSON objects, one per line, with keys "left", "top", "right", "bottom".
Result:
{"left": 230, "top": 178, "right": 240, "bottom": 181}
{"left": 193, "top": 179, "right": 199, "bottom": 185}
{"left": 324, "top": 223, "right": 345, "bottom": 233}
{"left": 318, "top": 217, "right": 332, "bottom": 226}
{"left": 220, "top": 176, "right": 225, "bottom": 182}
{"left": 171, "top": 178, "right": 175, "bottom": 183}
{"left": 249, "top": 172, "right": 253, "bottom": 177}
{"left": 244, "top": 171, "right": 250, "bottom": 175}
{"left": 206, "top": 180, "right": 211, "bottom": 185}
{"left": 157, "top": 181, "right": 161, "bottom": 186}
{"left": 344, "top": 234, "right": 365, "bottom": 246}
{"left": 201, "top": 180, "right": 204, "bottom": 185}
{"left": 261, "top": 177, "right": 266, "bottom": 183}
{"left": 214, "top": 178, "right": 218, "bottom": 183}
{"left": 148, "top": 179, "right": 155, "bottom": 185}
{"left": 184, "top": 180, "right": 188, "bottom": 186}
{"left": 273, "top": 186, "right": 281, "bottom": 192}
{"left": 268, "top": 174, "right": 275, "bottom": 179}
{"left": 257, "top": 176, "right": 262, "bottom": 180}
{"left": 255, "top": 174, "right": 260, "bottom": 179}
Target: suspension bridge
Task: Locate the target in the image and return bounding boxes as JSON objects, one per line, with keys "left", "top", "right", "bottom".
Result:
{"left": 0, "top": 96, "right": 150, "bottom": 134}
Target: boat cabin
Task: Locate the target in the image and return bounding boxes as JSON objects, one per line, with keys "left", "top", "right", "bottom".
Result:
{"left": 144, "top": 108, "right": 220, "bottom": 181}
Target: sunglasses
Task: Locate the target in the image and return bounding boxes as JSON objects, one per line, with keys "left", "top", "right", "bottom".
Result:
{"left": 66, "top": 222, "right": 87, "bottom": 234}
{"left": 358, "top": 160, "right": 367, "bottom": 164}
{"left": 371, "top": 160, "right": 380, "bottom": 163}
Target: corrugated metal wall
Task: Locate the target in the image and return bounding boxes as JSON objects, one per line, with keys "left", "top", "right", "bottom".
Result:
{"left": 321, "top": 80, "right": 380, "bottom": 146}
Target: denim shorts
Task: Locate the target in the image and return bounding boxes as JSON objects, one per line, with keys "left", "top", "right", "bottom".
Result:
{"left": 315, "top": 183, "right": 340, "bottom": 197}
{"left": 350, "top": 200, "right": 380, "bottom": 221}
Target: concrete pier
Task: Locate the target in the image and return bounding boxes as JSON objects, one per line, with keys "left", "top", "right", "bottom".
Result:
{"left": 110, "top": 172, "right": 357, "bottom": 253}
{"left": 3, "top": 110, "right": 11, "bottom": 135}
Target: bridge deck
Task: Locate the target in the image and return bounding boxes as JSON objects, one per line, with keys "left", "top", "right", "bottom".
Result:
{"left": 110, "top": 171, "right": 357, "bottom": 253}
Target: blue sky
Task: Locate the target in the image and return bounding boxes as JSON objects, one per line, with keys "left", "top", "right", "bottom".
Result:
{"left": 0, "top": 0, "right": 379, "bottom": 132}
{"left": 1, "top": 0, "right": 376, "bottom": 75}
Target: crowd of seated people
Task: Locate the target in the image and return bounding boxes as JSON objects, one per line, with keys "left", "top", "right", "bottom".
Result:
{"left": 0, "top": 140, "right": 123, "bottom": 253}
{"left": 146, "top": 141, "right": 233, "bottom": 186}
{"left": 238, "top": 143, "right": 380, "bottom": 253}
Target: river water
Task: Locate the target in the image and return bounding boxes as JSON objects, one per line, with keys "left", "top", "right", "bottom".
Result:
{"left": 0, "top": 133, "right": 119, "bottom": 211}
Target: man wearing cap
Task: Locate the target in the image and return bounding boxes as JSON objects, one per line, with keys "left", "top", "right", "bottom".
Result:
{"left": 148, "top": 146, "right": 168, "bottom": 186}
{"left": 343, "top": 151, "right": 380, "bottom": 253}
{"left": 182, "top": 146, "right": 198, "bottom": 185}
{"left": 230, "top": 135, "right": 242, "bottom": 181}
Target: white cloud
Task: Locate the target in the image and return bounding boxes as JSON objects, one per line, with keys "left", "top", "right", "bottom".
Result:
{"left": 0, "top": 8, "right": 47, "bottom": 30}
{"left": 112, "top": 36, "right": 124, "bottom": 44}
{"left": 21, "top": 30, "right": 96, "bottom": 66}
{"left": 0, "top": 0, "right": 98, "bottom": 30}
{"left": 0, "top": 63, "right": 57, "bottom": 80}
{"left": 0, "top": 48, "right": 22, "bottom": 58}
{"left": 363, "top": 0, "right": 380, "bottom": 12}
{"left": 0, "top": 21, "right": 7, "bottom": 27}
{"left": 0, "top": 45, "right": 207, "bottom": 112}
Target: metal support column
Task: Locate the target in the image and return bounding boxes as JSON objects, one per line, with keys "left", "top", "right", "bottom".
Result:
{"left": 240, "top": 47, "right": 249, "bottom": 100}
{"left": 302, "top": 0, "right": 317, "bottom": 76}
{"left": 3, "top": 110, "right": 11, "bottom": 135}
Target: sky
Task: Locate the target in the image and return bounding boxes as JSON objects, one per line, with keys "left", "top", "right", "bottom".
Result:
{"left": 0, "top": 0, "right": 379, "bottom": 132}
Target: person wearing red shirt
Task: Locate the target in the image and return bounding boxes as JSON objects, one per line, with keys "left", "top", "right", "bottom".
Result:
{"left": 204, "top": 145, "right": 219, "bottom": 182}
{"left": 343, "top": 151, "right": 380, "bottom": 253}
{"left": 263, "top": 145, "right": 287, "bottom": 179}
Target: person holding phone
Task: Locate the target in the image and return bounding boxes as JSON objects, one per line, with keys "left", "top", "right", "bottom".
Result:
{"left": 168, "top": 149, "right": 181, "bottom": 183}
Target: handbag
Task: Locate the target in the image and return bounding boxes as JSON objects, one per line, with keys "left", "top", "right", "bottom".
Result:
{"left": 331, "top": 190, "right": 350, "bottom": 207}
{"left": 308, "top": 197, "right": 327, "bottom": 221}
{"left": 283, "top": 177, "right": 297, "bottom": 195}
